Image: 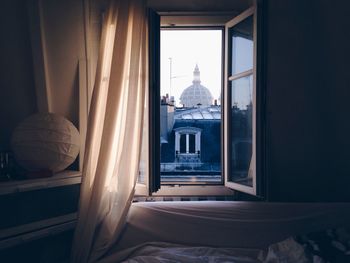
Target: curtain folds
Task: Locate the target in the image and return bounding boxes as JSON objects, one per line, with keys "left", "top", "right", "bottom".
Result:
{"left": 71, "top": 0, "right": 148, "bottom": 262}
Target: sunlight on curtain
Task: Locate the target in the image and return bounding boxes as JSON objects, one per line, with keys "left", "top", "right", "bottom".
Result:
{"left": 89, "top": 24, "right": 115, "bottom": 188}
{"left": 71, "top": 0, "right": 148, "bottom": 262}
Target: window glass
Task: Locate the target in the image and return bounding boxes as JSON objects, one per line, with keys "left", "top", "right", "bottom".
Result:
{"left": 180, "top": 134, "right": 186, "bottom": 153}
{"left": 230, "top": 75, "right": 253, "bottom": 186}
{"left": 189, "top": 134, "right": 196, "bottom": 153}
{"left": 231, "top": 75, "right": 253, "bottom": 110}
{"left": 231, "top": 15, "right": 253, "bottom": 75}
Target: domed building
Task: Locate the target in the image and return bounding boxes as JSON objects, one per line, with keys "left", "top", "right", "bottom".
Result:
{"left": 179, "top": 65, "right": 213, "bottom": 107}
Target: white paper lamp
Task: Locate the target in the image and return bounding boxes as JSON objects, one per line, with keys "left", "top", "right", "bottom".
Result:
{"left": 11, "top": 113, "right": 80, "bottom": 173}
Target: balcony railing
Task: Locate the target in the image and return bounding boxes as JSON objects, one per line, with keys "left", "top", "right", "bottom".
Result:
{"left": 175, "top": 152, "right": 201, "bottom": 163}
{"left": 160, "top": 162, "right": 220, "bottom": 172}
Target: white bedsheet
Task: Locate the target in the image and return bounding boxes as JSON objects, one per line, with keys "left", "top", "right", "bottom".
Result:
{"left": 100, "top": 242, "right": 262, "bottom": 263}
{"left": 99, "top": 201, "right": 350, "bottom": 262}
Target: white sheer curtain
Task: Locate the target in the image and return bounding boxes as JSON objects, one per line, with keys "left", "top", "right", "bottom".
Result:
{"left": 71, "top": 0, "right": 148, "bottom": 262}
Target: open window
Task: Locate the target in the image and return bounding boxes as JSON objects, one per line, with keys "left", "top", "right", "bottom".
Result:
{"left": 224, "top": 7, "right": 257, "bottom": 195}
{"left": 136, "top": 1, "right": 264, "bottom": 197}
{"left": 159, "top": 28, "right": 223, "bottom": 186}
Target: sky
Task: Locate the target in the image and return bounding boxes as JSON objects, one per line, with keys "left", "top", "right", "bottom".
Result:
{"left": 160, "top": 29, "right": 222, "bottom": 106}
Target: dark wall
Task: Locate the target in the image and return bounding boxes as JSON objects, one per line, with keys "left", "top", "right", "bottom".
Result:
{"left": 40, "top": 0, "right": 85, "bottom": 127}
{"left": 0, "top": 2, "right": 84, "bottom": 258}
{"left": 0, "top": 0, "right": 88, "bottom": 153}
{"left": 0, "top": 0, "right": 37, "bottom": 151}
{"left": 1, "top": 0, "right": 349, "bottom": 203}
{"left": 265, "top": 0, "right": 350, "bottom": 201}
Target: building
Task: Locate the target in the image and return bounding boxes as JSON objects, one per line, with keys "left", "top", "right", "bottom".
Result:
{"left": 179, "top": 64, "right": 214, "bottom": 107}
{"left": 160, "top": 65, "right": 252, "bottom": 182}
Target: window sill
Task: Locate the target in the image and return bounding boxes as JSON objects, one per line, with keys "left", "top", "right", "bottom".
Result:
{"left": 0, "top": 170, "right": 82, "bottom": 195}
{"left": 135, "top": 184, "right": 234, "bottom": 197}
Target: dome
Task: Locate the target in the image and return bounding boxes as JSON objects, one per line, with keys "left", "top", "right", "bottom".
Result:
{"left": 180, "top": 65, "right": 213, "bottom": 107}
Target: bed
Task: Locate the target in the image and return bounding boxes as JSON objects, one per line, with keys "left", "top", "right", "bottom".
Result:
{"left": 98, "top": 201, "right": 350, "bottom": 262}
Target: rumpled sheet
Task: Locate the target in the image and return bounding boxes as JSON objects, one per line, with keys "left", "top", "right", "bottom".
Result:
{"left": 99, "top": 242, "right": 263, "bottom": 263}
{"left": 115, "top": 202, "right": 350, "bottom": 251}
{"left": 97, "top": 202, "right": 350, "bottom": 262}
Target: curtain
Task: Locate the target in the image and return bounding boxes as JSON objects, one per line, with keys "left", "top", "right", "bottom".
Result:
{"left": 71, "top": 0, "right": 148, "bottom": 262}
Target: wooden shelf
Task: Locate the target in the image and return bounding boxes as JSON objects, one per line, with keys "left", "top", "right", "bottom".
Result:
{"left": 0, "top": 170, "right": 82, "bottom": 195}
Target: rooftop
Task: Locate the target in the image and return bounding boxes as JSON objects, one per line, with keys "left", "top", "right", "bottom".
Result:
{"left": 175, "top": 105, "right": 221, "bottom": 120}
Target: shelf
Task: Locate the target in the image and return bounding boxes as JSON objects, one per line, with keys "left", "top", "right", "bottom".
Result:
{"left": 0, "top": 170, "right": 82, "bottom": 195}
{"left": 0, "top": 213, "right": 77, "bottom": 249}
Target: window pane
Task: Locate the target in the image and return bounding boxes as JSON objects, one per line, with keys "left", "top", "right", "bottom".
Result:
{"left": 231, "top": 15, "right": 253, "bottom": 75}
{"left": 230, "top": 75, "right": 253, "bottom": 186}
{"left": 189, "top": 134, "right": 195, "bottom": 153}
{"left": 160, "top": 29, "right": 222, "bottom": 183}
{"left": 180, "top": 134, "right": 186, "bottom": 153}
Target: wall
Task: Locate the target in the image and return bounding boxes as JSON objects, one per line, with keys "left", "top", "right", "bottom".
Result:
{"left": 40, "top": 0, "right": 86, "bottom": 127}
{"left": 87, "top": 0, "right": 107, "bottom": 108}
{"left": 144, "top": 0, "right": 350, "bottom": 201}
{"left": 265, "top": 0, "right": 350, "bottom": 201}
{"left": 0, "top": 1, "right": 87, "bottom": 258}
{"left": 1, "top": 0, "right": 349, "bottom": 202}
{"left": 0, "top": 0, "right": 37, "bottom": 151}
{"left": 148, "top": 0, "right": 253, "bottom": 12}
{"left": 0, "top": 0, "right": 88, "bottom": 150}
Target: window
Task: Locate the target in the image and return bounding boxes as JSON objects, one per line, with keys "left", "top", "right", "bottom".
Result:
{"left": 160, "top": 29, "right": 222, "bottom": 185}
{"left": 136, "top": 2, "right": 264, "bottom": 197}
{"left": 224, "top": 7, "right": 258, "bottom": 195}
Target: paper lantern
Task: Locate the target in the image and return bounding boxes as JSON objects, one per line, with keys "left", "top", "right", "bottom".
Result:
{"left": 11, "top": 113, "right": 80, "bottom": 173}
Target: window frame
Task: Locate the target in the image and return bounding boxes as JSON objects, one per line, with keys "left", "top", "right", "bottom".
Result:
{"left": 224, "top": 7, "right": 257, "bottom": 195}
{"left": 135, "top": 3, "right": 266, "bottom": 197}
